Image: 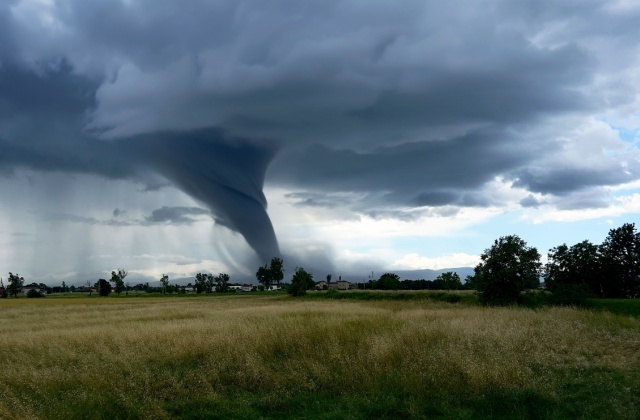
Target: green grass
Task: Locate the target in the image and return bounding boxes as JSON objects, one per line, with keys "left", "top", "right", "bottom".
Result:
{"left": 306, "top": 289, "right": 477, "bottom": 304}
{"left": 0, "top": 295, "right": 638, "bottom": 418}
{"left": 586, "top": 298, "right": 640, "bottom": 317}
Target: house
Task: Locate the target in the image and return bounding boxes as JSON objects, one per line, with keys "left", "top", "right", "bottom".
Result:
{"left": 21, "top": 283, "right": 45, "bottom": 295}
{"left": 266, "top": 285, "right": 281, "bottom": 291}
{"left": 335, "top": 281, "right": 351, "bottom": 290}
{"left": 315, "top": 280, "right": 352, "bottom": 290}
{"left": 241, "top": 284, "right": 255, "bottom": 292}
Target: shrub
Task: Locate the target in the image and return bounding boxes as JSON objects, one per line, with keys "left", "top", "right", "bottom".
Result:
{"left": 26, "top": 289, "right": 44, "bottom": 298}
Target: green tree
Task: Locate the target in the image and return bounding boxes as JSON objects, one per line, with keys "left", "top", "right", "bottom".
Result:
{"left": 472, "top": 235, "right": 541, "bottom": 305}
{"left": 288, "top": 267, "right": 313, "bottom": 297}
{"left": 110, "top": 269, "right": 127, "bottom": 295}
{"left": 205, "top": 274, "right": 215, "bottom": 293}
{"left": 8, "top": 272, "right": 24, "bottom": 297}
{"left": 545, "top": 241, "right": 599, "bottom": 303}
{"left": 256, "top": 265, "right": 272, "bottom": 289}
{"left": 96, "top": 279, "right": 111, "bottom": 296}
{"left": 436, "top": 272, "right": 462, "bottom": 290}
{"left": 160, "top": 274, "right": 169, "bottom": 295}
{"left": 215, "top": 273, "right": 230, "bottom": 293}
{"left": 194, "top": 273, "right": 207, "bottom": 294}
{"left": 598, "top": 223, "right": 640, "bottom": 298}
{"left": 256, "top": 257, "right": 285, "bottom": 290}
{"left": 376, "top": 273, "right": 402, "bottom": 290}
{"left": 269, "top": 257, "right": 284, "bottom": 286}
{"left": 26, "top": 289, "right": 44, "bottom": 298}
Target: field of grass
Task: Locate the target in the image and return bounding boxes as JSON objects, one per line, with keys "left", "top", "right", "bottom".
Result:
{"left": 0, "top": 294, "right": 638, "bottom": 419}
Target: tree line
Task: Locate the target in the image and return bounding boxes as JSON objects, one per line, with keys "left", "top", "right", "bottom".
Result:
{"left": 469, "top": 222, "right": 640, "bottom": 305}
{"left": 2, "top": 222, "right": 637, "bottom": 304}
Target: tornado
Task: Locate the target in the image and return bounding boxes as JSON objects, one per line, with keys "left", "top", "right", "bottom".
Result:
{"left": 130, "top": 128, "right": 281, "bottom": 262}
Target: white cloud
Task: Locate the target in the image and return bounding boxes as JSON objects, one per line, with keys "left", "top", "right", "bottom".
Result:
{"left": 388, "top": 252, "right": 480, "bottom": 270}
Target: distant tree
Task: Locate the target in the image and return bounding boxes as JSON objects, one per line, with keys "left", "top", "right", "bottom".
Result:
{"left": 205, "top": 274, "right": 215, "bottom": 293}
{"left": 26, "top": 289, "right": 44, "bottom": 298}
{"left": 255, "top": 257, "right": 285, "bottom": 290}
{"left": 62, "top": 281, "right": 67, "bottom": 293}
{"left": 215, "top": 273, "right": 230, "bottom": 293}
{"left": 435, "top": 272, "right": 463, "bottom": 290}
{"left": 270, "top": 257, "right": 284, "bottom": 286}
{"left": 288, "top": 267, "right": 313, "bottom": 297}
{"left": 0, "top": 278, "right": 7, "bottom": 298}
{"left": 545, "top": 241, "right": 600, "bottom": 303}
{"left": 160, "top": 274, "right": 169, "bottom": 295}
{"left": 376, "top": 273, "right": 402, "bottom": 290}
{"left": 7, "top": 272, "right": 24, "bottom": 298}
{"left": 256, "top": 265, "right": 272, "bottom": 290}
{"left": 598, "top": 223, "right": 640, "bottom": 298}
{"left": 194, "top": 273, "right": 207, "bottom": 294}
{"left": 110, "top": 269, "right": 127, "bottom": 295}
{"left": 96, "top": 279, "right": 111, "bottom": 296}
{"left": 473, "top": 235, "right": 541, "bottom": 305}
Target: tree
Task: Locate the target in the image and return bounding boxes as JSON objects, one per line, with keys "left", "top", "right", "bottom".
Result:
{"left": 195, "top": 273, "right": 208, "bottom": 294}
{"left": 256, "top": 265, "right": 272, "bottom": 290}
{"left": 270, "top": 257, "right": 284, "bottom": 286}
{"left": 110, "top": 269, "right": 127, "bottom": 295}
{"left": 27, "top": 289, "right": 44, "bottom": 298}
{"left": 160, "top": 274, "right": 169, "bottom": 295}
{"left": 205, "top": 274, "right": 215, "bottom": 293}
{"left": 8, "top": 273, "right": 24, "bottom": 297}
{"left": 435, "top": 272, "right": 462, "bottom": 290}
{"left": 288, "top": 267, "right": 313, "bottom": 297}
{"left": 598, "top": 223, "right": 640, "bottom": 298}
{"left": 545, "top": 241, "right": 600, "bottom": 303}
{"left": 256, "top": 257, "right": 285, "bottom": 290}
{"left": 376, "top": 273, "right": 402, "bottom": 290}
{"left": 472, "top": 235, "right": 541, "bottom": 305}
{"left": 96, "top": 279, "right": 111, "bottom": 296}
{"left": 215, "top": 273, "right": 230, "bottom": 293}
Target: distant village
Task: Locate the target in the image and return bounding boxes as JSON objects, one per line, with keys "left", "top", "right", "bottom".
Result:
{"left": 0, "top": 278, "right": 357, "bottom": 297}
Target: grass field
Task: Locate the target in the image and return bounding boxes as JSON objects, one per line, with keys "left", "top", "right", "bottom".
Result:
{"left": 0, "top": 294, "right": 638, "bottom": 419}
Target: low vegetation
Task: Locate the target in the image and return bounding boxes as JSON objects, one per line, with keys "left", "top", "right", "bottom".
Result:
{"left": 0, "top": 295, "right": 638, "bottom": 418}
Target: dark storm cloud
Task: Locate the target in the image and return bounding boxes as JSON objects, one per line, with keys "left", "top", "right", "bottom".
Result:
{"left": 285, "top": 192, "right": 345, "bottom": 209}
{"left": 1, "top": 0, "right": 640, "bottom": 264}
{"left": 519, "top": 195, "right": 544, "bottom": 209}
{"left": 270, "top": 129, "right": 530, "bottom": 207}
{"left": 46, "top": 206, "right": 208, "bottom": 227}
{"left": 513, "top": 166, "right": 640, "bottom": 195}
{"left": 145, "top": 206, "right": 210, "bottom": 225}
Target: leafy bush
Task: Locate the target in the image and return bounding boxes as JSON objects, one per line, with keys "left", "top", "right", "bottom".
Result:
{"left": 26, "top": 289, "right": 44, "bottom": 298}
{"left": 287, "top": 267, "right": 313, "bottom": 297}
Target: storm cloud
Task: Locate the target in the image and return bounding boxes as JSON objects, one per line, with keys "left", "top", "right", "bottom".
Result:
{"left": 1, "top": 0, "right": 639, "bottom": 279}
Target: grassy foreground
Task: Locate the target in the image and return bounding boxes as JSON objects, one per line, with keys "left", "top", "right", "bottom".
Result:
{"left": 0, "top": 295, "right": 638, "bottom": 419}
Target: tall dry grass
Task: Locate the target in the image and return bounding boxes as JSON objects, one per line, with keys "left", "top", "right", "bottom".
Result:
{"left": 0, "top": 295, "right": 638, "bottom": 418}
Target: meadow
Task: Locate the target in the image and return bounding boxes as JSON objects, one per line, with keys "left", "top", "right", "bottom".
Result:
{"left": 0, "top": 293, "right": 638, "bottom": 419}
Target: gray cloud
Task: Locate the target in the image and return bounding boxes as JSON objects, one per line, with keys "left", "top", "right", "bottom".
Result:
{"left": 145, "top": 206, "right": 209, "bottom": 225}
{"left": 45, "top": 206, "right": 210, "bottom": 227}
{"left": 1, "top": 0, "right": 640, "bottom": 270}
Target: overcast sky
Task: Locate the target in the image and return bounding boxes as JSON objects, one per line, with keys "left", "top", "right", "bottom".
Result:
{"left": 1, "top": 0, "right": 639, "bottom": 285}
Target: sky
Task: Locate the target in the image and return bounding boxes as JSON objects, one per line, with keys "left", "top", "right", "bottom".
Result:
{"left": 1, "top": 0, "right": 639, "bottom": 286}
